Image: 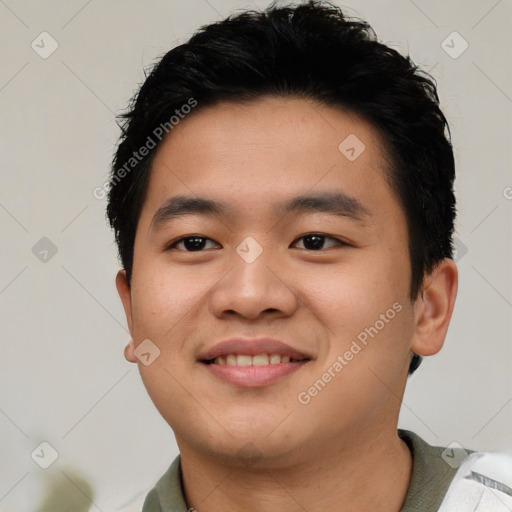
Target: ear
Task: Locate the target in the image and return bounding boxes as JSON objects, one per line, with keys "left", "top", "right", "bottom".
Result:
{"left": 116, "top": 269, "right": 137, "bottom": 363}
{"left": 123, "top": 339, "right": 137, "bottom": 363}
{"left": 410, "top": 258, "right": 458, "bottom": 357}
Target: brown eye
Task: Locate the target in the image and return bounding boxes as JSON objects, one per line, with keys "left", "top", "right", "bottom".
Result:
{"left": 292, "top": 234, "right": 344, "bottom": 250}
{"left": 167, "top": 236, "right": 221, "bottom": 251}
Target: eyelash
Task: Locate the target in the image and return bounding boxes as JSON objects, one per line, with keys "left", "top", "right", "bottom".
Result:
{"left": 165, "top": 233, "right": 347, "bottom": 252}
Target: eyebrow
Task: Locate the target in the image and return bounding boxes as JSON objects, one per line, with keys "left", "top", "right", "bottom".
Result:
{"left": 149, "top": 191, "right": 371, "bottom": 231}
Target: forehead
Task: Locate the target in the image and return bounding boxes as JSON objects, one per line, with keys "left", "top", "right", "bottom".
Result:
{"left": 138, "top": 97, "right": 399, "bottom": 228}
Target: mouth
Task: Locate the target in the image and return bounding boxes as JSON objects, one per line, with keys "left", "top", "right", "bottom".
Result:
{"left": 201, "top": 358, "right": 310, "bottom": 387}
{"left": 199, "top": 343, "right": 312, "bottom": 388}
{"left": 197, "top": 337, "right": 313, "bottom": 387}
{"left": 202, "top": 353, "right": 309, "bottom": 366}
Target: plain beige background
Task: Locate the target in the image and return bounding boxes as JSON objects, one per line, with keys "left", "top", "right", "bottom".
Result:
{"left": 1, "top": 0, "right": 511, "bottom": 510}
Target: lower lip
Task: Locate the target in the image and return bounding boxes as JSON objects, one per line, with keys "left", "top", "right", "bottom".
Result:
{"left": 202, "top": 361, "right": 307, "bottom": 387}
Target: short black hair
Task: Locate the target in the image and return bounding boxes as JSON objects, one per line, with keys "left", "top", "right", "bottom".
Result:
{"left": 107, "top": 1, "right": 456, "bottom": 375}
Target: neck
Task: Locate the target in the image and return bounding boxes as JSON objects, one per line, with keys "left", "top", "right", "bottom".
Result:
{"left": 177, "top": 426, "right": 412, "bottom": 512}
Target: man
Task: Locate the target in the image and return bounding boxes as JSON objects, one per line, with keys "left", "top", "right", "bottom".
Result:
{"left": 107, "top": 2, "right": 511, "bottom": 511}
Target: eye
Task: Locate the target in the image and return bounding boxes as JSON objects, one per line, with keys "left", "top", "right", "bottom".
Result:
{"left": 165, "top": 233, "right": 346, "bottom": 252}
{"left": 166, "top": 235, "right": 221, "bottom": 251}
{"left": 291, "top": 233, "right": 345, "bottom": 251}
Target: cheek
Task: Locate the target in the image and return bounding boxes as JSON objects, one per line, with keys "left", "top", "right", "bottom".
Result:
{"left": 299, "top": 258, "right": 414, "bottom": 380}
{"left": 129, "top": 264, "right": 206, "bottom": 340}
{"left": 300, "top": 259, "right": 406, "bottom": 332}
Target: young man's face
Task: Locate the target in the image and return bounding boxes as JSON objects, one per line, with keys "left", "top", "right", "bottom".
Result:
{"left": 117, "top": 97, "right": 451, "bottom": 466}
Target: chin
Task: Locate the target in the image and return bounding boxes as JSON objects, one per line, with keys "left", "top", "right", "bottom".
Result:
{"left": 180, "top": 421, "right": 309, "bottom": 470}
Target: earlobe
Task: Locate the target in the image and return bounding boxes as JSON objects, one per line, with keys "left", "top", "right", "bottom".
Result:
{"left": 116, "top": 269, "right": 133, "bottom": 336}
{"left": 124, "top": 339, "right": 137, "bottom": 363}
{"left": 410, "top": 258, "right": 458, "bottom": 357}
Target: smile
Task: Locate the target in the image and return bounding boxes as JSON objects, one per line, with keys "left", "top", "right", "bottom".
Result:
{"left": 205, "top": 353, "right": 306, "bottom": 366}
{"left": 202, "top": 355, "right": 310, "bottom": 387}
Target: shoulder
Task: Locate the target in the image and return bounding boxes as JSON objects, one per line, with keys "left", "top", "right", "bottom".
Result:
{"left": 438, "top": 450, "right": 512, "bottom": 511}
{"left": 398, "top": 429, "right": 512, "bottom": 512}
{"left": 113, "top": 455, "right": 185, "bottom": 512}
{"left": 398, "top": 429, "right": 470, "bottom": 511}
{"left": 142, "top": 455, "right": 189, "bottom": 512}
{"left": 113, "top": 489, "right": 160, "bottom": 512}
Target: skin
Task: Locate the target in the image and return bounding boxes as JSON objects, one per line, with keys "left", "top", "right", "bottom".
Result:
{"left": 116, "top": 97, "right": 458, "bottom": 511}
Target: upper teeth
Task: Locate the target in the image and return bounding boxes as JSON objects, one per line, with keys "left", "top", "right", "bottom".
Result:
{"left": 213, "top": 354, "right": 292, "bottom": 366}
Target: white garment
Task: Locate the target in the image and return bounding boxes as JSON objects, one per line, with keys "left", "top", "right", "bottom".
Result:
{"left": 438, "top": 451, "right": 512, "bottom": 511}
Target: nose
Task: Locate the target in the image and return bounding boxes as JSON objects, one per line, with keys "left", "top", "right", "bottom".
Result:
{"left": 208, "top": 243, "right": 299, "bottom": 322}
